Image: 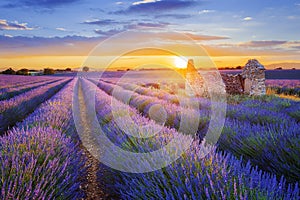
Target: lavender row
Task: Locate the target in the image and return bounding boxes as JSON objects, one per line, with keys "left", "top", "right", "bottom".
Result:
{"left": 93, "top": 80, "right": 297, "bottom": 133}
{"left": 97, "top": 79, "right": 299, "bottom": 125}
{"left": 115, "top": 148, "right": 299, "bottom": 200}
{"left": 0, "top": 79, "right": 85, "bottom": 199}
{"left": 226, "top": 99, "right": 299, "bottom": 125}
{"left": 80, "top": 78, "right": 299, "bottom": 199}
{"left": 92, "top": 79, "right": 300, "bottom": 183}
{"left": 269, "top": 87, "right": 300, "bottom": 97}
{"left": 102, "top": 79, "right": 181, "bottom": 104}
{"left": 0, "top": 79, "right": 60, "bottom": 101}
{"left": 236, "top": 97, "right": 300, "bottom": 122}
{"left": 101, "top": 79, "right": 211, "bottom": 109}
{"left": 80, "top": 78, "right": 185, "bottom": 153}
{"left": 0, "top": 75, "right": 56, "bottom": 91}
{"left": 90, "top": 79, "right": 210, "bottom": 136}
{"left": 219, "top": 118, "right": 300, "bottom": 183}
{"left": 103, "top": 79, "right": 299, "bottom": 120}
{"left": 266, "top": 79, "right": 300, "bottom": 88}
{"left": 0, "top": 78, "right": 71, "bottom": 134}
{"left": 266, "top": 79, "right": 300, "bottom": 97}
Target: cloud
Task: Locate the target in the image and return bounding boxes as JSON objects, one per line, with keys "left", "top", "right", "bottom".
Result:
{"left": 287, "top": 15, "right": 299, "bottom": 20}
{"left": 4, "top": 34, "right": 13, "bottom": 38}
{"left": 56, "top": 27, "right": 67, "bottom": 31}
{"left": 133, "top": 32, "right": 229, "bottom": 41}
{"left": 115, "top": 1, "right": 124, "bottom": 5}
{"left": 89, "top": 8, "right": 105, "bottom": 12}
{"left": 182, "top": 33, "right": 229, "bottom": 41}
{"left": 243, "top": 17, "right": 253, "bottom": 21}
{"left": 92, "top": 27, "right": 228, "bottom": 43}
{"left": 92, "top": 29, "right": 229, "bottom": 43}
{"left": 291, "top": 45, "right": 300, "bottom": 49}
{"left": 286, "top": 41, "right": 300, "bottom": 45}
{"left": 0, "top": 19, "right": 34, "bottom": 30}
{"left": 132, "top": 0, "right": 161, "bottom": 5}
{"left": 239, "top": 40, "right": 287, "bottom": 47}
{"left": 83, "top": 19, "right": 122, "bottom": 26}
{"left": 284, "top": 41, "right": 300, "bottom": 49}
{"left": 94, "top": 29, "right": 125, "bottom": 36}
{"left": 1, "top": 34, "right": 297, "bottom": 60}
{"left": 114, "top": 0, "right": 198, "bottom": 14}
{"left": 154, "top": 13, "right": 192, "bottom": 19}
{"left": 125, "top": 22, "right": 170, "bottom": 29}
{"left": 3, "top": 0, "right": 80, "bottom": 8}
{"left": 0, "top": 35, "right": 104, "bottom": 57}
{"left": 216, "top": 40, "right": 300, "bottom": 53}
{"left": 0, "top": 35, "right": 101, "bottom": 48}
{"left": 198, "top": 9, "right": 215, "bottom": 14}
{"left": 89, "top": 21, "right": 171, "bottom": 35}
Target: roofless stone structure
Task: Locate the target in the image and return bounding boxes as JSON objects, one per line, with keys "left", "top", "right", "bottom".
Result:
{"left": 185, "top": 59, "right": 266, "bottom": 96}
{"left": 241, "top": 59, "right": 266, "bottom": 95}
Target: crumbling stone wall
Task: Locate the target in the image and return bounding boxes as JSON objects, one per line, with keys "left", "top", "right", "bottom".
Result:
{"left": 220, "top": 74, "right": 244, "bottom": 94}
{"left": 186, "top": 59, "right": 266, "bottom": 96}
{"left": 185, "top": 59, "right": 208, "bottom": 96}
{"left": 241, "top": 59, "right": 266, "bottom": 95}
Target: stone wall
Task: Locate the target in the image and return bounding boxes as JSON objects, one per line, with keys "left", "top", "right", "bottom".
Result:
{"left": 185, "top": 59, "right": 208, "bottom": 96}
{"left": 185, "top": 59, "right": 266, "bottom": 96}
{"left": 220, "top": 73, "right": 244, "bottom": 94}
{"left": 241, "top": 59, "right": 266, "bottom": 95}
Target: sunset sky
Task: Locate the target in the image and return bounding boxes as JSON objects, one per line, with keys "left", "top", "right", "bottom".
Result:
{"left": 0, "top": 0, "right": 300, "bottom": 70}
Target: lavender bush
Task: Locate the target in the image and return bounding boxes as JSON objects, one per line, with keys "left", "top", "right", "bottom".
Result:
{"left": 266, "top": 79, "right": 300, "bottom": 97}
{"left": 114, "top": 148, "right": 299, "bottom": 200}
{"left": 90, "top": 79, "right": 210, "bottom": 135}
{"left": 89, "top": 78, "right": 300, "bottom": 184}
{"left": 80, "top": 78, "right": 299, "bottom": 199}
{"left": 1, "top": 74, "right": 298, "bottom": 199}
{"left": 0, "top": 78, "right": 71, "bottom": 134}
{"left": 0, "top": 78, "right": 61, "bottom": 101}
{"left": 219, "top": 118, "right": 300, "bottom": 183}
{"left": 0, "top": 75, "right": 54, "bottom": 91}
{"left": 0, "top": 79, "right": 85, "bottom": 199}
{"left": 0, "top": 127, "right": 83, "bottom": 199}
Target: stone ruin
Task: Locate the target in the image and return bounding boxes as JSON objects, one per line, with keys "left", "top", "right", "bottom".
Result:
{"left": 240, "top": 59, "right": 266, "bottom": 95}
{"left": 185, "top": 59, "right": 208, "bottom": 97}
{"left": 185, "top": 59, "right": 266, "bottom": 96}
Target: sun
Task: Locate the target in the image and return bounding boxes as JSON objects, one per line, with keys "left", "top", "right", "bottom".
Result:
{"left": 174, "top": 56, "right": 188, "bottom": 69}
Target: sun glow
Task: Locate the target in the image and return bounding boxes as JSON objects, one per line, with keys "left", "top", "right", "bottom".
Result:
{"left": 174, "top": 56, "right": 188, "bottom": 69}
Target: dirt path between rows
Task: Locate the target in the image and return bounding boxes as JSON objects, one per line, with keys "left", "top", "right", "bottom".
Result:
{"left": 77, "top": 82, "right": 118, "bottom": 200}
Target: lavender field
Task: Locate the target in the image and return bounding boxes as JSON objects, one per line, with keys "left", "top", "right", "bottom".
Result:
{"left": 0, "top": 73, "right": 299, "bottom": 199}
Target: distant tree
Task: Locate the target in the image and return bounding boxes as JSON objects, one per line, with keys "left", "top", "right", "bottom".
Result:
{"left": 16, "top": 68, "right": 29, "bottom": 75}
{"left": 29, "top": 69, "right": 38, "bottom": 72}
{"left": 82, "top": 66, "right": 89, "bottom": 72}
{"left": 66, "top": 68, "right": 72, "bottom": 71}
{"left": 292, "top": 68, "right": 296, "bottom": 70}
{"left": 2, "top": 68, "right": 16, "bottom": 75}
{"left": 275, "top": 67, "right": 282, "bottom": 70}
{"left": 44, "top": 68, "right": 55, "bottom": 75}
{"left": 236, "top": 66, "right": 242, "bottom": 69}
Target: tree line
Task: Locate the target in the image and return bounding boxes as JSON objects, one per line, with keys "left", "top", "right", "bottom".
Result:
{"left": 1, "top": 68, "right": 72, "bottom": 75}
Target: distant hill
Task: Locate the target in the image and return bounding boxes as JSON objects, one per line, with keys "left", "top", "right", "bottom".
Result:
{"left": 266, "top": 63, "right": 300, "bottom": 69}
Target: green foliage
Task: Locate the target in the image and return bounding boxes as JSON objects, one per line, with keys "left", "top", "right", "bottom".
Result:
{"left": 16, "top": 68, "right": 29, "bottom": 75}
{"left": 2, "top": 68, "right": 16, "bottom": 75}
{"left": 44, "top": 68, "right": 55, "bottom": 75}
